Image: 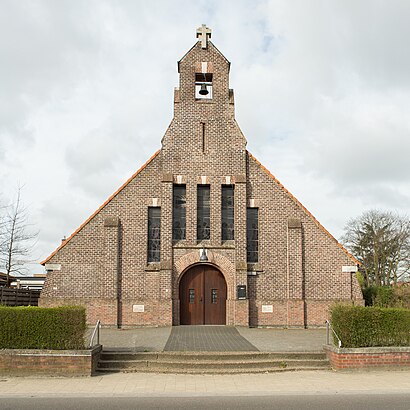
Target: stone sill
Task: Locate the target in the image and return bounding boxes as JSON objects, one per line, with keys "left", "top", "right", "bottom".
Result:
{"left": 324, "top": 344, "right": 410, "bottom": 354}
{"left": 247, "top": 263, "right": 263, "bottom": 272}
{"left": 0, "top": 346, "right": 101, "bottom": 356}
{"left": 194, "top": 99, "right": 215, "bottom": 104}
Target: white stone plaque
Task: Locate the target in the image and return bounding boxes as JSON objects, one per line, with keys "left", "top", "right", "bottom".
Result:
{"left": 342, "top": 265, "right": 358, "bottom": 273}
{"left": 133, "top": 305, "right": 145, "bottom": 313}
{"left": 261, "top": 305, "right": 273, "bottom": 313}
{"left": 45, "top": 263, "right": 61, "bottom": 271}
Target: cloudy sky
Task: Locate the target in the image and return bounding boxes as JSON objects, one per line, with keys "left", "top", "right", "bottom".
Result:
{"left": 1, "top": 0, "right": 409, "bottom": 274}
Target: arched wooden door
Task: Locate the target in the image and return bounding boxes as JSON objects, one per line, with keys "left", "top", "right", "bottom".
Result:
{"left": 179, "top": 265, "right": 227, "bottom": 325}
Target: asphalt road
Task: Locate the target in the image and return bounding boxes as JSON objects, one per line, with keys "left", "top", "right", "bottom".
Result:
{"left": 1, "top": 394, "right": 410, "bottom": 410}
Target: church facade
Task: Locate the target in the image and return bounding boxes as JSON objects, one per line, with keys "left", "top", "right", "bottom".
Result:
{"left": 40, "top": 26, "right": 363, "bottom": 327}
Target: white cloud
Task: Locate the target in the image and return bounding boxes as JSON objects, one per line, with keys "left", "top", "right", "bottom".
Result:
{"left": 0, "top": 0, "right": 409, "bottom": 273}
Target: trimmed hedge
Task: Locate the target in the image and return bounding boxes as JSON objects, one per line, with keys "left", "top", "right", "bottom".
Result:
{"left": 330, "top": 304, "right": 410, "bottom": 348}
{"left": 0, "top": 306, "right": 86, "bottom": 349}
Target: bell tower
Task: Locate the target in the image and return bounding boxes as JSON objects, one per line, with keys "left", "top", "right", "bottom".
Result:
{"left": 161, "top": 25, "right": 247, "bottom": 176}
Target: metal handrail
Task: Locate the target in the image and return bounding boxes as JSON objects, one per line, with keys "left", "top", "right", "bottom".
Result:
{"left": 325, "top": 320, "right": 342, "bottom": 348}
{"left": 88, "top": 320, "right": 101, "bottom": 348}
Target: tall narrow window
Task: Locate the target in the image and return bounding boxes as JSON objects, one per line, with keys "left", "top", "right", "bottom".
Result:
{"left": 173, "top": 185, "right": 186, "bottom": 240}
{"left": 147, "top": 207, "right": 161, "bottom": 262}
{"left": 222, "top": 185, "right": 234, "bottom": 241}
{"left": 247, "top": 208, "right": 258, "bottom": 263}
{"left": 197, "top": 185, "right": 210, "bottom": 240}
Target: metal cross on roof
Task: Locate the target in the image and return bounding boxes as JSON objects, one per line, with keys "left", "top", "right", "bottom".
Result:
{"left": 196, "top": 24, "right": 212, "bottom": 49}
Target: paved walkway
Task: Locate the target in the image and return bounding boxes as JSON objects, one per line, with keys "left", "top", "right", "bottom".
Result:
{"left": 97, "top": 326, "right": 326, "bottom": 352}
{"left": 1, "top": 370, "right": 410, "bottom": 397}
{"left": 97, "top": 327, "right": 171, "bottom": 351}
{"left": 164, "top": 326, "right": 258, "bottom": 351}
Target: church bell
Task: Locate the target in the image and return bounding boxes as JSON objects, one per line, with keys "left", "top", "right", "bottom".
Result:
{"left": 199, "top": 83, "right": 209, "bottom": 95}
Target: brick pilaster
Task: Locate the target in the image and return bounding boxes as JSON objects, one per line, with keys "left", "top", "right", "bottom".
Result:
{"left": 104, "top": 216, "right": 120, "bottom": 326}
{"left": 287, "top": 218, "right": 304, "bottom": 327}
{"left": 234, "top": 180, "right": 248, "bottom": 325}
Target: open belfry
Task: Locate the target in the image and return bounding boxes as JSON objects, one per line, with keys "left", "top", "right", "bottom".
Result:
{"left": 41, "top": 25, "right": 363, "bottom": 327}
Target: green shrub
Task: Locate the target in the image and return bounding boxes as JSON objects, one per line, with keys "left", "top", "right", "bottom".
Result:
{"left": 362, "top": 285, "right": 410, "bottom": 308}
{"left": 0, "top": 306, "right": 86, "bottom": 350}
{"left": 330, "top": 304, "right": 410, "bottom": 348}
{"left": 374, "top": 286, "right": 395, "bottom": 307}
{"left": 394, "top": 286, "right": 410, "bottom": 309}
{"left": 362, "top": 286, "right": 378, "bottom": 306}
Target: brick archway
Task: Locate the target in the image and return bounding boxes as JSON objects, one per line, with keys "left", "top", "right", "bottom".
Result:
{"left": 174, "top": 250, "right": 235, "bottom": 296}
{"left": 172, "top": 250, "right": 236, "bottom": 325}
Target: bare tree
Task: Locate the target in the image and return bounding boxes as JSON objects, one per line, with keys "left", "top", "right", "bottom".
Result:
{"left": 0, "top": 187, "right": 38, "bottom": 286}
{"left": 341, "top": 210, "right": 410, "bottom": 287}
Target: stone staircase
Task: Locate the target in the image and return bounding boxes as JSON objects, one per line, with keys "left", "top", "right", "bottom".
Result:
{"left": 97, "top": 351, "right": 330, "bottom": 374}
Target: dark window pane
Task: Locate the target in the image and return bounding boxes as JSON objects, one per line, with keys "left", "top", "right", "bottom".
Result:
{"left": 222, "top": 185, "right": 234, "bottom": 240}
{"left": 148, "top": 207, "right": 161, "bottom": 262}
{"left": 173, "top": 185, "right": 186, "bottom": 240}
{"left": 197, "top": 185, "right": 210, "bottom": 240}
{"left": 247, "top": 208, "right": 258, "bottom": 263}
{"left": 211, "top": 289, "right": 218, "bottom": 304}
{"left": 189, "top": 289, "right": 195, "bottom": 304}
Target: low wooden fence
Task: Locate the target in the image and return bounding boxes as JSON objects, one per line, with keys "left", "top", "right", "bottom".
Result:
{"left": 0, "top": 288, "right": 41, "bottom": 306}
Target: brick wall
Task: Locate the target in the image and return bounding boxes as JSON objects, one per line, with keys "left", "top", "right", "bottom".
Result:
{"left": 0, "top": 346, "right": 101, "bottom": 377}
{"left": 40, "top": 36, "right": 363, "bottom": 328}
{"left": 324, "top": 345, "right": 410, "bottom": 369}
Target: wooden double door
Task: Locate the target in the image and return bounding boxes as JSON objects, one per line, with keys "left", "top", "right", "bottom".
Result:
{"left": 179, "top": 265, "right": 227, "bottom": 325}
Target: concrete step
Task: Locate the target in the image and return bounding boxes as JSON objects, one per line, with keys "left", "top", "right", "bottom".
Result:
{"left": 98, "top": 359, "right": 330, "bottom": 370}
{"left": 97, "top": 351, "right": 330, "bottom": 374}
{"left": 96, "top": 366, "right": 330, "bottom": 374}
{"left": 100, "top": 351, "right": 327, "bottom": 361}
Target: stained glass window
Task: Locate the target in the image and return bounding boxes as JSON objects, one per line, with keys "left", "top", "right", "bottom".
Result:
{"left": 247, "top": 208, "right": 258, "bottom": 263}
{"left": 173, "top": 185, "right": 186, "bottom": 240}
{"left": 147, "top": 207, "right": 161, "bottom": 262}
{"left": 197, "top": 185, "right": 210, "bottom": 240}
{"left": 221, "top": 185, "right": 234, "bottom": 241}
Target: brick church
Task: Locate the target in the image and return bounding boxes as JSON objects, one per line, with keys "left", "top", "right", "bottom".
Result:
{"left": 41, "top": 25, "right": 363, "bottom": 327}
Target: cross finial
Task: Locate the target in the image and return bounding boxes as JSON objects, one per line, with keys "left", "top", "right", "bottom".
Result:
{"left": 196, "top": 24, "right": 212, "bottom": 49}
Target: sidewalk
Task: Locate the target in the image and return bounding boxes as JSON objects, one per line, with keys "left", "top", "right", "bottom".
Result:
{"left": 1, "top": 370, "right": 410, "bottom": 397}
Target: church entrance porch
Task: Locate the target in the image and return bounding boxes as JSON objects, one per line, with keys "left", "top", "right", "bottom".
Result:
{"left": 179, "top": 265, "right": 227, "bottom": 325}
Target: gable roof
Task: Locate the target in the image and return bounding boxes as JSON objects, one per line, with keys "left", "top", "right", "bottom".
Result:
{"left": 41, "top": 147, "right": 359, "bottom": 267}
{"left": 41, "top": 150, "right": 161, "bottom": 265}
{"left": 248, "top": 151, "right": 360, "bottom": 265}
